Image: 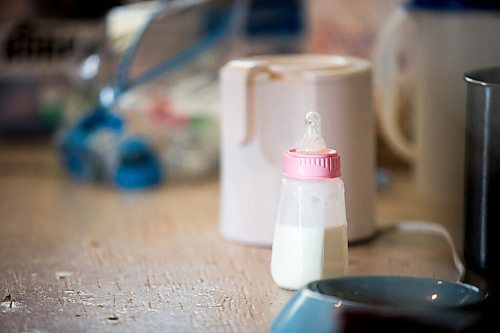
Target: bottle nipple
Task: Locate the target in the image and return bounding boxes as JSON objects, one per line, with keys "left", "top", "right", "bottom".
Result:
{"left": 297, "top": 111, "right": 328, "bottom": 154}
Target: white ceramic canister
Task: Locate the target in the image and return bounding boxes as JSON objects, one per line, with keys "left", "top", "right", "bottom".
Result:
{"left": 219, "top": 54, "right": 375, "bottom": 246}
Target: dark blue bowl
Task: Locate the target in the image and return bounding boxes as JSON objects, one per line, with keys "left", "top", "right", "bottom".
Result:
{"left": 271, "top": 275, "right": 488, "bottom": 333}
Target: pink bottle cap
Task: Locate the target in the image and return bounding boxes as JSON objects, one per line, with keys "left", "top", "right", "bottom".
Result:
{"left": 283, "top": 149, "right": 340, "bottom": 180}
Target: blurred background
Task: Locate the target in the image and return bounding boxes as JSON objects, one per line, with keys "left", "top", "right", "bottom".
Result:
{"left": 0, "top": 0, "right": 407, "bottom": 187}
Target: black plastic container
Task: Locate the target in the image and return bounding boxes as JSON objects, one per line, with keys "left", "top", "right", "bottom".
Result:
{"left": 463, "top": 66, "right": 500, "bottom": 298}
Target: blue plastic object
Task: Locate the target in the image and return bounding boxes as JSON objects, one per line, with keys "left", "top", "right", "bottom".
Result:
{"left": 58, "top": 106, "right": 124, "bottom": 180}
{"left": 57, "top": 106, "right": 163, "bottom": 187}
{"left": 114, "top": 137, "right": 163, "bottom": 189}
{"left": 57, "top": 0, "right": 238, "bottom": 189}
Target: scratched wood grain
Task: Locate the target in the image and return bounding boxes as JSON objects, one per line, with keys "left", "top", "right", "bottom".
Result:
{"left": 0, "top": 141, "right": 459, "bottom": 332}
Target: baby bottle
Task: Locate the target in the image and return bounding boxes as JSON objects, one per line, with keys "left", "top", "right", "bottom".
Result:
{"left": 271, "top": 111, "right": 348, "bottom": 290}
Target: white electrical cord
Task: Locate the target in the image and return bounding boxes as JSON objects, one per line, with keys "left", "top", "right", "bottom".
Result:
{"left": 384, "top": 220, "right": 466, "bottom": 283}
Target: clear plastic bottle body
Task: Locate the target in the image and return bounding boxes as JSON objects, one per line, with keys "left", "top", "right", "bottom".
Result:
{"left": 271, "top": 175, "right": 348, "bottom": 290}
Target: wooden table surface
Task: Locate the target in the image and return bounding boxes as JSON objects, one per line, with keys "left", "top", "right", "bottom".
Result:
{"left": 0, "top": 140, "right": 461, "bottom": 332}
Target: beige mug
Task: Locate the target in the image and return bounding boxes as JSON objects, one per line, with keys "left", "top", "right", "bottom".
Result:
{"left": 373, "top": 5, "right": 500, "bottom": 249}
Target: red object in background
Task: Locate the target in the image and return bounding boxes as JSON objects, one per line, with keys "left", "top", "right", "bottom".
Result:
{"left": 148, "top": 99, "right": 188, "bottom": 129}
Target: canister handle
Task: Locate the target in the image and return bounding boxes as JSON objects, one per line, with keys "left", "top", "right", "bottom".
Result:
{"left": 220, "top": 60, "right": 270, "bottom": 145}
{"left": 373, "top": 8, "right": 416, "bottom": 162}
